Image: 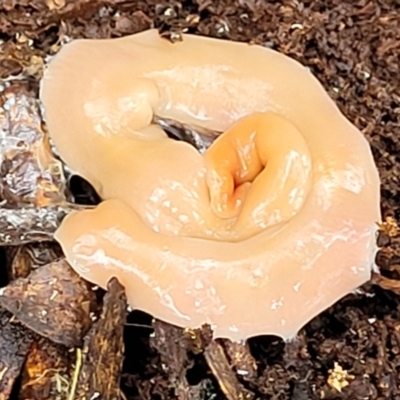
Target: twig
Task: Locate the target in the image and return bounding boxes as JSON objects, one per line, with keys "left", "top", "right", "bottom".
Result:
{"left": 204, "top": 340, "right": 254, "bottom": 400}
{"left": 68, "top": 348, "right": 83, "bottom": 400}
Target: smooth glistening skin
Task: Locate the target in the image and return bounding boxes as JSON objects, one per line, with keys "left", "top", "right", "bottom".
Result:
{"left": 40, "top": 29, "right": 381, "bottom": 341}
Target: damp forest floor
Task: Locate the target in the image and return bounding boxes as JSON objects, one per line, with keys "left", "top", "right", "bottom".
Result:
{"left": 1, "top": 1, "right": 400, "bottom": 400}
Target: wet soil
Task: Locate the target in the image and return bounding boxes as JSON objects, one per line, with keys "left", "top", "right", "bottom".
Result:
{"left": 1, "top": 0, "right": 400, "bottom": 399}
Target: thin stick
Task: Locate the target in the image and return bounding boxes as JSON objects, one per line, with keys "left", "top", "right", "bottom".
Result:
{"left": 67, "top": 348, "right": 82, "bottom": 400}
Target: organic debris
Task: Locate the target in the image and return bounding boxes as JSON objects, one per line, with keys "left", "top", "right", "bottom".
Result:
{"left": 150, "top": 320, "right": 215, "bottom": 400}
{"left": 75, "top": 278, "right": 127, "bottom": 400}
{"left": 0, "top": 80, "right": 90, "bottom": 246}
{"left": 5, "top": 242, "right": 62, "bottom": 280}
{"left": 0, "top": 81, "right": 65, "bottom": 208}
{"left": 0, "top": 309, "right": 36, "bottom": 398}
{"left": 0, "top": 259, "right": 97, "bottom": 347}
{"left": 204, "top": 341, "right": 254, "bottom": 400}
{"left": 327, "top": 362, "right": 355, "bottom": 393}
{"left": 0, "top": 0, "right": 400, "bottom": 399}
{"left": 18, "top": 338, "right": 71, "bottom": 400}
{"left": 378, "top": 217, "right": 399, "bottom": 238}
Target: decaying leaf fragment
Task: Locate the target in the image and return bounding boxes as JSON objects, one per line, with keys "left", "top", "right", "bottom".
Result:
{"left": 0, "top": 40, "right": 45, "bottom": 80}
{"left": 0, "top": 80, "right": 85, "bottom": 246}
{"left": 0, "top": 80, "right": 66, "bottom": 208}
{"left": 5, "top": 241, "right": 62, "bottom": 280}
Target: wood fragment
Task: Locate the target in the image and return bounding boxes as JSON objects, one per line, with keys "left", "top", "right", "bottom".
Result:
{"left": 76, "top": 277, "right": 127, "bottom": 400}
{"left": 0, "top": 259, "right": 97, "bottom": 347}
{"left": 151, "top": 320, "right": 198, "bottom": 400}
{"left": 150, "top": 320, "right": 216, "bottom": 400}
{"left": 222, "top": 340, "right": 257, "bottom": 381}
{"left": 19, "top": 337, "right": 71, "bottom": 400}
{"left": 204, "top": 340, "right": 254, "bottom": 400}
{"left": 0, "top": 308, "right": 36, "bottom": 399}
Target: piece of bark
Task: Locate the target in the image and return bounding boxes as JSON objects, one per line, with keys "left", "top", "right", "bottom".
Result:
{"left": 151, "top": 320, "right": 215, "bottom": 400}
{"left": 204, "top": 340, "right": 254, "bottom": 400}
{"left": 19, "top": 337, "right": 71, "bottom": 400}
{"left": 75, "top": 277, "right": 127, "bottom": 400}
{"left": 222, "top": 340, "right": 257, "bottom": 381}
{"left": 0, "top": 258, "right": 97, "bottom": 347}
{"left": 0, "top": 308, "right": 36, "bottom": 399}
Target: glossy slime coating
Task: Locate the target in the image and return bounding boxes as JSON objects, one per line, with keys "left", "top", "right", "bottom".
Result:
{"left": 40, "top": 29, "right": 381, "bottom": 341}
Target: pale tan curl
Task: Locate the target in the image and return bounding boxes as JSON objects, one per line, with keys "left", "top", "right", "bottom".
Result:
{"left": 40, "top": 29, "right": 381, "bottom": 341}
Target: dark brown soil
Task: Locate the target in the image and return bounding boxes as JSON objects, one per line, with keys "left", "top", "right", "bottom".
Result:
{"left": 1, "top": 1, "right": 400, "bottom": 399}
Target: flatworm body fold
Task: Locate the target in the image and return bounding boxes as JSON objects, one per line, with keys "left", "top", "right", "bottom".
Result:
{"left": 40, "top": 29, "right": 381, "bottom": 340}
